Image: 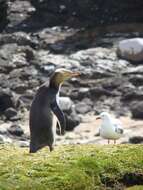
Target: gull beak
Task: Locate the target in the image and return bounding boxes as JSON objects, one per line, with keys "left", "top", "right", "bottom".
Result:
{"left": 96, "top": 116, "right": 101, "bottom": 120}
{"left": 71, "top": 71, "right": 81, "bottom": 77}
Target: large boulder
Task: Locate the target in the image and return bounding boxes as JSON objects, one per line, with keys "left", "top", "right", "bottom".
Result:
{"left": 59, "top": 97, "right": 73, "bottom": 113}
{"left": 117, "top": 38, "right": 143, "bottom": 62}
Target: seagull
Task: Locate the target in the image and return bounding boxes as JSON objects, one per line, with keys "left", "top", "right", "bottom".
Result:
{"left": 96, "top": 112, "right": 124, "bottom": 144}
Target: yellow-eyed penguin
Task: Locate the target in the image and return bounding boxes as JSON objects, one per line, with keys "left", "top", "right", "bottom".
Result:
{"left": 29, "top": 68, "right": 80, "bottom": 153}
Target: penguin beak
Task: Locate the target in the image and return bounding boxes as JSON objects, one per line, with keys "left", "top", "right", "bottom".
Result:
{"left": 96, "top": 116, "right": 101, "bottom": 120}
{"left": 70, "top": 71, "right": 81, "bottom": 77}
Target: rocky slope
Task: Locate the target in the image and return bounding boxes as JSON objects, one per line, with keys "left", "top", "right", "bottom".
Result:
{"left": 0, "top": 0, "right": 143, "bottom": 145}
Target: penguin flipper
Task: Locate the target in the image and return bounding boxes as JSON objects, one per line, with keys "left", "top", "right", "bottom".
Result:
{"left": 51, "top": 100, "right": 66, "bottom": 135}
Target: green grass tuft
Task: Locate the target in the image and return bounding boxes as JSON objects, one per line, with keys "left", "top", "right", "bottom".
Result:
{"left": 0, "top": 144, "right": 142, "bottom": 190}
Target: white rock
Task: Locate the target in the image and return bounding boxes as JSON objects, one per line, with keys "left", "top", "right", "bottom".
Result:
{"left": 18, "top": 141, "right": 29, "bottom": 147}
{"left": 0, "top": 135, "right": 4, "bottom": 143}
{"left": 117, "top": 38, "right": 143, "bottom": 61}
{"left": 4, "top": 137, "right": 12, "bottom": 144}
{"left": 59, "top": 97, "right": 73, "bottom": 111}
{"left": 0, "top": 135, "right": 12, "bottom": 144}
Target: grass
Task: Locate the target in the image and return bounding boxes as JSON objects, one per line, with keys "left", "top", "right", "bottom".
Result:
{"left": 0, "top": 144, "right": 142, "bottom": 190}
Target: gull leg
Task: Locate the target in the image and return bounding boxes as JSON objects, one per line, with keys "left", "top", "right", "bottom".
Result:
{"left": 114, "top": 140, "right": 116, "bottom": 144}
{"left": 108, "top": 139, "right": 110, "bottom": 144}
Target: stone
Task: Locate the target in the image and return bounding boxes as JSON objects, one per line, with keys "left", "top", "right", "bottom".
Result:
{"left": 65, "top": 113, "right": 81, "bottom": 131}
{"left": 117, "top": 38, "right": 143, "bottom": 62}
{"left": 122, "top": 89, "right": 143, "bottom": 101}
{"left": 75, "top": 102, "right": 92, "bottom": 114}
{"left": 0, "top": 134, "right": 12, "bottom": 144}
{"left": 0, "top": 134, "right": 4, "bottom": 144}
{"left": 17, "top": 141, "right": 29, "bottom": 147}
{"left": 4, "top": 107, "right": 18, "bottom": 120}
{"left": 130, "top": 101, "right": 143, "bottom": 119}
{"left": 0, "top": 0, "right": 8, "bottom": 31}
{"left": 0, "top": 45, "right": 17, "bottom": 73}
{"left": 0, "top": 89, "right": 15, "bottom": 112}
{"left": 39, "top": 63, "right": 55, "bottom": 74}
{"left": 90, "top": 87, "right": 114, "bottom": 99}
{"left": 0, "top": 123, "right": 11, "bottom": 135}
{"left": 12, "top": 83, "right": 29, "bottom": 94}
{"left": 129, "top": 75, "right": 143, "bottom": 86}
{"left": 78, "top": 88, "right": 90, "bottom": 99}
{"left": 129, "top": 136, "right": 143, "bottom": 144}
{"left": 0, "top": 127, "right": 7, "bottom": 135}
{"left": 8, "top": 124, "right": 24, "bottom": 136}
{"left": 49, "top": 43, "right": 66, "bottom": 53}
{"left": 59, "top": 97, "right": 73, "bottom": 112}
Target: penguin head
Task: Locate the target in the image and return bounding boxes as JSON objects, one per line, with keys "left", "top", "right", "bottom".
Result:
{"left": 51, "top": 68, "right": 80, "bottom": 85}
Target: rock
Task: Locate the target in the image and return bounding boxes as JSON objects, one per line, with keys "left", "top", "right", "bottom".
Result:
{"left": 0, "top": 134, "right": 12, "bottom": 144}
{"left": 0, "top": 127, "right": 7, "bottom": 135}
{"left": 7, "top": 0, "right": 35, "bottom": 31}
{"left": 0, "top": 123, "right": 11, "bottom": 135}
{"left": 19, "top": 94, "right": 33, "bottom": 109}
{"left": 49, "top": 43, "right": 66, "bottom": 54}
{"left": 0, "top": 0, "right": 8, "bottom": 31}
{"left": 90, "top": 87, "right": 115, "bottom": 99}
{"left": 117, "top": 38, "right": 143, "bottom": 62}
{"left": 123, "top": 65, "right": 143, "bottom": 75}
{"left": 0, "top": 89, "right": 15, "bottom": 112}
{"left": 0, "top": 44, "right": 18, "bottom": 73}
{"left": 129, "top": 75, "right": 143, "bottom": 86}
{"left": 59, "top": 97, "right": 73, "bottom": 113}
{"left": 12, "top": 83, "right": 29, "bottom": 94}
{"left": 17, "top": 141, "right": 29, "bottom": 147}
{"left": 0, "top": 33, "right": 35, "bottom": 47}
{"left": 39, "top": 63, "right": 55, "bottom": 74}
{"left": 78, "top": 88, "right": 90, "bottom": 99}
{"left": 130, "top": 101, "right": 143, "bottom": 119}
{"left": 0, "top": 134, "right": 4, "bottom": 144}
{"left": 122, "top": 88, "right": 143, "bottom": 101}
{"left": 8, "top": 124, "right": 24, "bottom": 136}
{"left": 75, "top": 102, "right": 92, "bottom": 114}
{"left": 129, "top": 136, "right": 143, "bottom": 144}
{"left": 4, "top": 107, "right": 18, "bottom": 120}
{"left": 65, "top": 113, "right": 81, "bottom": 131}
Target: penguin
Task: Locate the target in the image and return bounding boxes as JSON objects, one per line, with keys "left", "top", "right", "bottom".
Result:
{"left": 29, "top": 68, "right": 80, "bottom": 153}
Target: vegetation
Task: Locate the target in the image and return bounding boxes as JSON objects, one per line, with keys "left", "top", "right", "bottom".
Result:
{"left": 0, "top": 144, "right": 142, "bottom": 190}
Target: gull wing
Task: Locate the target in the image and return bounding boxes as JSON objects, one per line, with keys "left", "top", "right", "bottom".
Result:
{"left": 113, "top": 119, "right": 124, "bottom": 134}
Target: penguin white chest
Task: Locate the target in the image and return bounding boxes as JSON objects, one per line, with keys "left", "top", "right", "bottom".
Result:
{"left": 52, "top": 93, "right": 60, "bottom": 142}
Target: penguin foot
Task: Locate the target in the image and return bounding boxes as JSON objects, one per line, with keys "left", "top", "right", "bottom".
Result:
{"left": 49, "top": 146, "right": 54, "bottom": 152}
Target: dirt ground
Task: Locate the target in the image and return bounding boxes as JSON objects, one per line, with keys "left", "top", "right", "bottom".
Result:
{"left": 55, "top": 113, "right": 143, "bottom": 145}
{"left": 1, "top": 111, "right": 143, "bottom": 145}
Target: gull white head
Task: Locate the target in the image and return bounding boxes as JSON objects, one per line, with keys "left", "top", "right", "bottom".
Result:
{"left": 96, "top": 112, "right": 111, "bottom": 121}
